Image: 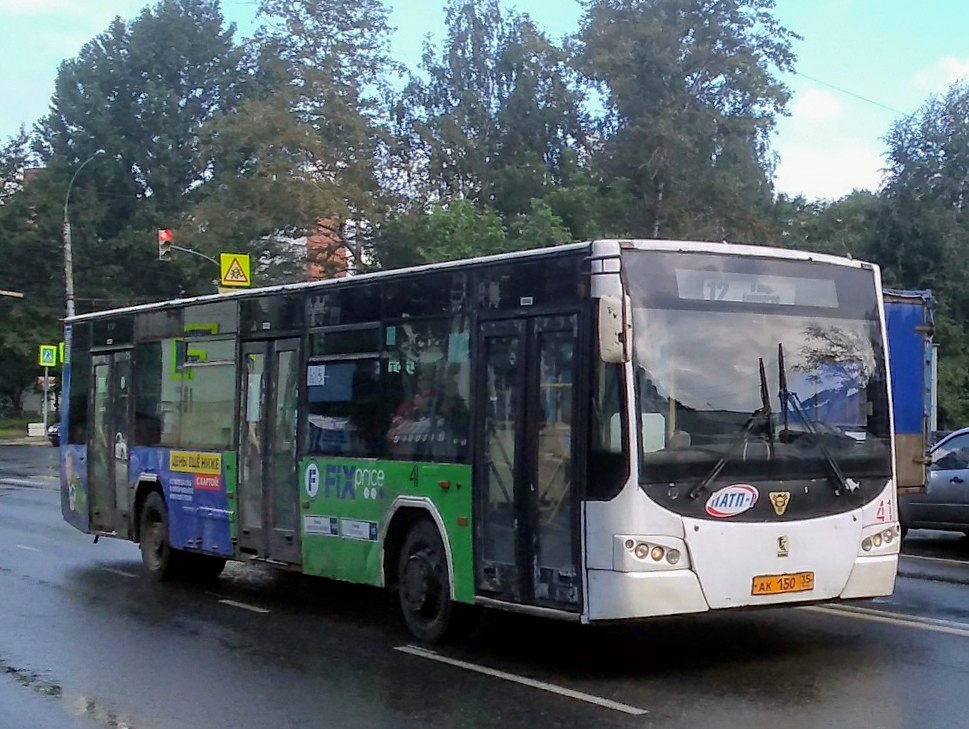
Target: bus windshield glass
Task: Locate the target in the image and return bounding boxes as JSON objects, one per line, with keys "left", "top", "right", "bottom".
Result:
{"left": 622, "top": 249, "right": 892, "bottom": 503}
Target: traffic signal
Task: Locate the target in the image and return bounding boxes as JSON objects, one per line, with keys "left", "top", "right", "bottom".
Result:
{"left": 158, "top": 229, "right": 173, "bottom": 261}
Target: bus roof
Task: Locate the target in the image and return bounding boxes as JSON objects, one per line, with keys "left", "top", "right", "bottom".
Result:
{"left": 66, "top": 239, "right": 872, "bottom": 323}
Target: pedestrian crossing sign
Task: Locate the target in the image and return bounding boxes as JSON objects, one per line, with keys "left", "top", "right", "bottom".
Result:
{"left": 219, "top": 253, "right": 251, "bottom": 288}
{"left": 38, "top": 344, "right": 57, "bottom": 367}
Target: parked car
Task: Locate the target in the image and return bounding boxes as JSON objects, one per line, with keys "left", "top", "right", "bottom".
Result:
{"left": 900, "top": 427, "right": 969, "bottom": 536}
{"left": 47, "top": 422, "right": 60, "bottom": 447}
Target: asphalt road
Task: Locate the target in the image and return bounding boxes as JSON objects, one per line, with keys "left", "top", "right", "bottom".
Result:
{"left": 4, "top": 444, "right": 969, "bottom": 729}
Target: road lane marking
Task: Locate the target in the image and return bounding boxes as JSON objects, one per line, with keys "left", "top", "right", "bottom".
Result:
{"left": 15, "top": 544, "right": 40, "bottom": 552}
{"left": 100, "top": 567, "right": 137, "bottom": 578}
{"left": 218, "top": 599, "right": 270, "bottom": 614}
{"left": 802, "top": 604, "right": 969, "bottom": 638}
{"left": 395, "top": 644, "right": 648, "bottom": 716}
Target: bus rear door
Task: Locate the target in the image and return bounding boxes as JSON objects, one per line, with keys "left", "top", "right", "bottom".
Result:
{"left": 88, "top": 350, "right": 131, "bottom": 534}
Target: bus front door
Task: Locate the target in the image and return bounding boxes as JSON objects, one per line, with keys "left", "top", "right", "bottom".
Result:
{"left": 238, "top": 339, "right": 301, "bottom": 564}
{"left": 476, "top": 314, "right": 583, "bottom": 610}
{"left": 88, "top": 350, "right": 131, "bottom": 534}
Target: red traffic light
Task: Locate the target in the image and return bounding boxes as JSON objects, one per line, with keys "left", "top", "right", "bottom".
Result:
{"left": 158, "top": 229, "right": 174, "bottom": 261}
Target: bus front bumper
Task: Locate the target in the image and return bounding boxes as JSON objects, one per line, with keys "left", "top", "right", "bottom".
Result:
{"left": 586, "top": 552, "right": 898, "bottom": 622}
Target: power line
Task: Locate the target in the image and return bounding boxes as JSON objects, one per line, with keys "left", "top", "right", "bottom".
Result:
{"left": 793, "top": 71, "right": 910, "bottom": 117}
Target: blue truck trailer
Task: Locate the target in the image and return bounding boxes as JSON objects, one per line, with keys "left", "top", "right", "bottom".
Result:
{"left": 883, "top": 289, "right": 936, "bottom": 491}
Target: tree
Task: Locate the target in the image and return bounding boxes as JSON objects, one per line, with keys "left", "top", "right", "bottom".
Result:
{"left": 0, "top": 171, "right": 67, "bottom": 415}
{"left": 0, "top": 128, "right": 33, "bottom": 205}
{"left": 188, "top": 0, "right": 396, "bottom": 279}
{"left": 399, "top": 0, "right": 587, "bottom": 215}
{"left": 575, "top": 0, "right": 797, "bottom": 240}
{"left": 877, "top": 83, "right": 969, "bottom": 426}
{"left": 30, "top": 0, "right": 245, "bottom": 305}
{"left": 771, "top": 191, "right": 882, "bottom": 259}
{"left": 372, "top": 200, "right": 509, "bottom": 268}
{"left": 37, "top": 0, "right": 243, "bottom": 211}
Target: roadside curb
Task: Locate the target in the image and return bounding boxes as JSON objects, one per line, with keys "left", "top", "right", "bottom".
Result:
{"left": 0, "top": 438, "right": 49, "bottom": 447}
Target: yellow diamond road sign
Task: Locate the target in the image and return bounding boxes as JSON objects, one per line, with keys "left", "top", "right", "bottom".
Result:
{"left": 38, "top": 344, "right": 57, "bottom": 367}
{"left": 219, "top": 253, "right": 251, "bottom": 288}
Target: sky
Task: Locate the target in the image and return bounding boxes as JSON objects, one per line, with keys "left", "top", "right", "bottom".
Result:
{"left": 1, "top": 0, "right": 968, "bottom": 202}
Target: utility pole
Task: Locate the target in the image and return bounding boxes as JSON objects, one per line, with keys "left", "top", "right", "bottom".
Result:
{"left": 63, "top": 149, "right": 105, "bottom": 320}
{"left": 0, "top": 289, "right": 24, "bottom": 299}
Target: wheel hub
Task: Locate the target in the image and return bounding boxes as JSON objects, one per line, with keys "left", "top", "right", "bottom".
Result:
{"left": 402, "top": 551, "right": 439, "bottom": 612}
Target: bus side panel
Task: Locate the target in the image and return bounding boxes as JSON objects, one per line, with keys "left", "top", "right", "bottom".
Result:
{"left": 299, "top": 457, "right": 474, "bottom": 603}
{"left": 61, "top": 356, "right": 90, "bottom": 533}
{"left": 129, "top": 446, "right": 234, "bottom": 558}
{"left": 62, "top": 444, "right": 90, "bottom": 533}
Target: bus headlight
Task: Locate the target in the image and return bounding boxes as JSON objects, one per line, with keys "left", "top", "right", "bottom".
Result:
{"left": 614, "top": 535, "right": 691, "bottom": 572}
{"left": 858, "top": 524, "right": 900, "bottom": 557}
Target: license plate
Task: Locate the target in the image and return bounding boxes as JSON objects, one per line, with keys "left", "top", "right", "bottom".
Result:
{"left": 751, "top": 571, "right": 814, "bottom": 596}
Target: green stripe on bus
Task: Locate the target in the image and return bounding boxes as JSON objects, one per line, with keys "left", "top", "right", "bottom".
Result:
{"left": 299, "top": 457, "right": 474, "bottom": 603}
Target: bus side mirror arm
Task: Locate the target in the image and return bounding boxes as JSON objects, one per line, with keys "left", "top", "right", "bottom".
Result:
{"left": 598, "top": 295, "right": 631, "bottom": 363}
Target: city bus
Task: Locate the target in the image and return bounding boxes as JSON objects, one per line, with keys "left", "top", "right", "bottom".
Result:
{"left": 60, "top": 239, "right": 900, "bottom": 641}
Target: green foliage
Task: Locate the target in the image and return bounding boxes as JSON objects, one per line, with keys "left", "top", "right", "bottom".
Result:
{"left": 575, "top": 0, "right": 797, "bottom": 240}
{"left": 508, "top": 200, "right": 574, "bottom": 250}
{"left": 771, "top": 191, "right": 882, "bottom": 258}
{"left": 0, "top": 128, "right": 33, "bottom": 203}
{"left": 373, "top": 201, "right": 508, "bottom": 268}
{"left": 876, "top": 83, "right": 969, "bottom": 426}
{"left": 10, "top": 0, "right": 969, "bottom": 435}
{"left": 400, "top": 0, "right": 587, "bottom": 215}
{"left": 186, "top": 0, "right": 395, "bottom": 280}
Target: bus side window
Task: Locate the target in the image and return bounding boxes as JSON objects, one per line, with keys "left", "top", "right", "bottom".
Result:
{"left": 178, "top": 339, "right": 236, "bottom": 450}
{"left": 587, "top": 361, "right": 628, "bottom": 500}
{"left": 306, "top": 359, "right": 385, "bottom": 457}
{"left": 67, "top": 346, "right": 90, "bottom": 445}
{"left": 383, "top": 318, "right": 470, "bottom": 463}
{"left": 133, "top": 342, "right": 167, "bottom": 446}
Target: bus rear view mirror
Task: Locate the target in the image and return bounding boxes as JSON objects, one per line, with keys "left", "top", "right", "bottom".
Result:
{"left": 598, "top": 295, "right": 631, "bottom": 363}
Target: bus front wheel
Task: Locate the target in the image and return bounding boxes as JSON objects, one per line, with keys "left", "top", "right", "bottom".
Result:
{"left": 398, "top": 520, "right": 453, "bottom": 643}
{"left": 139, "top": 491, "right": 179, "bottom": 581}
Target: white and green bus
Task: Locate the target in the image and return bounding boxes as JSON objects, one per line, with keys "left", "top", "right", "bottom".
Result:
{"left": 61, "top": 239, "right": 900, "bottom": 641}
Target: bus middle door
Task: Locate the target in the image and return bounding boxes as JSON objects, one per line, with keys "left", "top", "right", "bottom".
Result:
{"left": 238, "top": 339, "right": 302, "bottom": 564}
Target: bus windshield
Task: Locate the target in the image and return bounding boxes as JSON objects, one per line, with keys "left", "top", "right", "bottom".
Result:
{"left": 622, "top": 249, "right": 892, "bottom": 503}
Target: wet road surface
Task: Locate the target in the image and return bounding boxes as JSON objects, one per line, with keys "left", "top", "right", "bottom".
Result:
{"left": 3, "top": 444, "right": 969, "bottom": 728}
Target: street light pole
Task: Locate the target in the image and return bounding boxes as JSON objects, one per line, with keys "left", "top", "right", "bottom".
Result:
{"left": 63, "top": 149, "right": 105, "bottom": 320}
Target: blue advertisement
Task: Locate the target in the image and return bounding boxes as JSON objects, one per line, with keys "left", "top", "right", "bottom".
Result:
{"left": 61, "top": 444, "right": 89, "bottom": 533}
{"left": 128, "top": 447, "right": 233, "bottom": 558}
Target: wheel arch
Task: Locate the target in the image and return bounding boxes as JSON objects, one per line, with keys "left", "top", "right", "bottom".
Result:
{"left": 132, "top": 475, "right": 164, "bottom": 543}
{"left": 382, "top": 497, "right": 455, "bottom": 599}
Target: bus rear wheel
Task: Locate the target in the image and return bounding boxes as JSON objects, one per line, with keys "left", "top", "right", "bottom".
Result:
{"left": 139, "top": 491, "right": 179, "bottom": 581}
{"left": 398, "top": 520, "right": 453, "bottom": 643}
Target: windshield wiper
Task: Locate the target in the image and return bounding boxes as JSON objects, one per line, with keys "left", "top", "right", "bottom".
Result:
{"left": 777, "top": 343, "right": 859, "bottom": 496}
{"left": 689, "top": 358, "right": 774, "bottom": 500}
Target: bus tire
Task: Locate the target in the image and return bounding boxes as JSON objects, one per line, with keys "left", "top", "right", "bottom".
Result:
{"left": 398, "top": 520, "right": 454, "bottom": 643}
{"left": 139, "top": 491, "right": 179, "bottom": 581}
